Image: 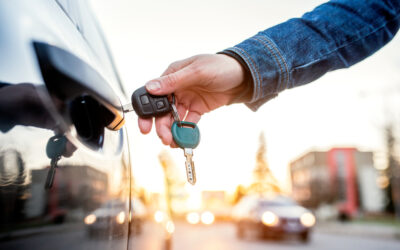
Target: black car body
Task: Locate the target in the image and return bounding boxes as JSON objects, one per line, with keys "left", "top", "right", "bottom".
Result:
{"left": 0, "top": 1, "right": 171, "bottom": 250}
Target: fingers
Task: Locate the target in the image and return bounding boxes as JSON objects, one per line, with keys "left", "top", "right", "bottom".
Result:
{"left": 138, "top": 118, "right": 153, "bottom": 134}
{"left": 155, "top": 102, "right": 187, "bottom": 146}
{"left": 155, "top": 115, "right": 173, "bottom": 145}
{"left": 139, "top": 55, "right": 208, "bottom": 147}
{"left": 138, "top": 102, "right": 191, "bottom": 147}
{"left": 145, "top": 67, "right": 191, "bottom": 95}
{"left": 138, "top": 116, "right": 177, "bottom": 147}
{"left": 62, "top": 141, "right": 77, "bottom": 158}
{"left": 138, "top": 106, "right": 201, "bottom": 148}
{"left": 161, "top": 58, "right": 196, "bottom": 76}
{"left": 184, "top": 110, "right": 201, "bottom": 124}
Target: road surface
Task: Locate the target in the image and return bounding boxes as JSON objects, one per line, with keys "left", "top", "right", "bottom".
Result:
{"left": 2, "top": 221, "right": 399, "bottom": 250}
{"left": 172, "top": 221, "right": 400, "bottom": 250}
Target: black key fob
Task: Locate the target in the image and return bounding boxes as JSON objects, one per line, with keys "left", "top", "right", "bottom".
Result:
{"left": 131, "top": 86, "right": 171, "bottom": 118}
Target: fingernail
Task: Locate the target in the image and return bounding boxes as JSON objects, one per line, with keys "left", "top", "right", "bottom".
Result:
{"left": 145, "top": 81, "right": 161, "bottom": 91}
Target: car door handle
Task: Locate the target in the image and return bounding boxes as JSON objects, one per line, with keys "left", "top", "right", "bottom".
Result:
{"left": 33, "top": 41, "right": 125, "bottom": 131}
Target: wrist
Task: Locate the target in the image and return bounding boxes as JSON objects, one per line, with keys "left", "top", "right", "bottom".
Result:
{"left": 217, "top": 51, "right": 253, "bottom": 104}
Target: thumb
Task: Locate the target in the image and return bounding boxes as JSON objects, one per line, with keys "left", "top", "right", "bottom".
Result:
{"left": 145, "top": 67, "right": 194, "bottom": 95}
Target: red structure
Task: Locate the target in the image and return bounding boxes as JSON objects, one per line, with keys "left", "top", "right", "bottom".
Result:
{"left": 327, "top": 148, "right": 358, "bottom": 219}
{"left": 290, "top": 148, "right": 383, "bottom": 219}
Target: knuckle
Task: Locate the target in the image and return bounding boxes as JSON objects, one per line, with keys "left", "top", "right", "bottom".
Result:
{"left": 190, "top": 63, "right": 203, "bottom": 76}
{"left": 190, "top": 63, "right": 208, "bottom": 81}
{"left": 168, "top": 61, "right": 181, "bottom": 71}
{"left": 163, "top": 73, "right": 178, "bottom": 90}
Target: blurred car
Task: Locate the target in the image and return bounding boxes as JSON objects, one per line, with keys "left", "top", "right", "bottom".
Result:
{"left": 0, "top": 1, "right": 171, "bottom": 250}
{"left": 130, "top": 198, "right": 147, "bottom": 235}
{"left": 84, "top": 200, "right": 127, "bottom": 237}
{"left": 185, "top": 211, "right": 215, "bottom": 225}
{"left": 232, "top": 195, "right": 316, "bottom": 242}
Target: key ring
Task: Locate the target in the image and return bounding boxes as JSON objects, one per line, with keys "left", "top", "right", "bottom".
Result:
{"left": 170, "top": 93, "right": 181, "bottom": 125}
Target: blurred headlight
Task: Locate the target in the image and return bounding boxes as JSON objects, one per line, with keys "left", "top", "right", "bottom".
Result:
{"left": 261, "top": 211, "right": 279, "bottom": 227}
{"left": 166, "top": 220, "right": 175, "bottom": 234}
{"left": 300, "top": 212, "right": 316, "bottom": 227}
{"left": 116, "top": 211, "right": 126, "bottom": 224}
{"left": 84, "top": 214, "right": 96, "bottom": 225}
{"left": 154, "top": 210, "right": 164, "bottom": 223}
{"left": 186, "top": 212, "right": 200, "bottom": 225}
{"left": 201, "top": 211, "right": 215, "bottom": 225}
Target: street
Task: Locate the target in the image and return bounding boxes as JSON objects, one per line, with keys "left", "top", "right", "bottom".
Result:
{"left": 2, "top": 221, "right": 400, "bottom": 250}
{"left": 172, "top": 222, "right": 400, "bottom": 250}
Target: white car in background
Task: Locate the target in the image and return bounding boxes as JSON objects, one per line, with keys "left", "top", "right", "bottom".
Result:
{"left": 232, "top": 195, "right": 316, "bottom": 242}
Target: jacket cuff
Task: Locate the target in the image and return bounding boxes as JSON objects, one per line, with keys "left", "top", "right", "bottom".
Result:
{"left": 222, "top": 34, "right": 288, "bottom": 111}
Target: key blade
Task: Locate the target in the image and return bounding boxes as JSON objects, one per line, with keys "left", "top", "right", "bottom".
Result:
{"left": 185, "top": 160, "right": 196, "bottom": 185}
{"left": 122, "top": 103, "right": 134, "bottom": 113}
{"left": 45, "top": 167, "right": 56, "bottom": 189}
{"left": 184, "top": 148, "right": 196, "bottom": 185}
{"left": 45, "top": 158, "right": 59, "bottom": 189}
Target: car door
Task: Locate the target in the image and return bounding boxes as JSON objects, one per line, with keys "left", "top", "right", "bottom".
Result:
{"left": 0, "top": 1, "right": 173, "bottom": 250}
{"left": 0, "top": 1, "right": 130, "bottom": 250}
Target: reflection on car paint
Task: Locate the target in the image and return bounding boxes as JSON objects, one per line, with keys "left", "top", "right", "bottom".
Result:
{"left": 0, "top": 0, "right": 173, "bottom": 248}
{"left": 0, "top": 83, "right": 129, "bottom": 250}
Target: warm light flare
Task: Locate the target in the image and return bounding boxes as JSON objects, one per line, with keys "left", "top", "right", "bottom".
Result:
{"left": 116, "top": 211, "right": 126, "bottom": 224}
{"left": 201, "top": 211, "right": 215, "bottom": 225}
{"left": 84, "top": 214, "right": 96, "bottom": 225}
{"left": 166, "top": 220, "right": 175, "bottom": 234}
{"left": 154, "top": 210, "right": 165, "bottom": 223}
{"left": 186, "top": 212, "right": 200, "bottom": 225}
{"left": 261, "top": 211, "right": 279, "bottom": 226}
{"left": 377, "top": 175, "right": 389, "bottom": 189}
{"left": 300, "top": 212, "right": 316, "bottom": 227}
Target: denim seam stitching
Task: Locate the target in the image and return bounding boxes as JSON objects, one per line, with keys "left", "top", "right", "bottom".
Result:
{"left": 237, "top": 48, "right": 262, "bottom": 100}
{"left": 230, "top": 47, "right": 262, "bottom": 101}
{"left": 258, "top": 36, "right": 290, "bottom": 91}
{"left": 252, "top": 37, "right": 284, "bottom": 93}
{"left": 292, "top": 13, "right": 400, "bottom": 75}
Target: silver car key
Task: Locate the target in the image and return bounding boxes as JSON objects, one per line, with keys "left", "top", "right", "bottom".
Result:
{"left": 170, "top": 102, "right": 200, "bottom": 185}
{"left": 183, "top": 148, "right": 196, "bottom": 184}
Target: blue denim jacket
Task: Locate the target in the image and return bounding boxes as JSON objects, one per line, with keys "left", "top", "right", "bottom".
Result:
{"left": 223, "top": 0, "right": 400, "bottom": 111}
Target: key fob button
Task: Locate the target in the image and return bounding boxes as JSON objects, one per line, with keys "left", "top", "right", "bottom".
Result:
{"left": 140, "top": 95, "right": 150, "bottom": 105}
{"left": 156, "top": 100, "right": 165, "bottom": 109}
{"left": 131, "top": 86, "right": 171, "bottom": 118}
{"left": 142, "top": 104, "right": 153, "bottom": 114}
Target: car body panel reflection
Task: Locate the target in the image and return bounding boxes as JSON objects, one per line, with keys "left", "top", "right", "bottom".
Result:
{"left": 0, "top": 84, "right": 130, "bottom": 250}
{"left": 0, "top": 0, "right": 172, "bottom": 249}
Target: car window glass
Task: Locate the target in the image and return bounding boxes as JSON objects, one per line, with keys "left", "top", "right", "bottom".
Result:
{"left": 55, "top": 0, "right": 124, "bottom": 95}
{"left": 55, "top": 0, "right": 79, "bottom": 29}
{"left": 73, "top": 1, "right": 123, "bottom": 93}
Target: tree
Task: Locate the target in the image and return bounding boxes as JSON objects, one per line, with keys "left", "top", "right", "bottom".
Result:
{"left": 248, "top": 132, "right": 281, "bottom": 195}
{"left": 158, "top": 150, "right": 186, "bottom": 217}
{"left": 383, "top": 124, "right": 400, "bottom": 217}
{"left": 232, "top": 185, "right": 246, "bottom": 205}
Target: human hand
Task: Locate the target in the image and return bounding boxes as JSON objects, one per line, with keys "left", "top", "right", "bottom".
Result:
{"left": 138, "top": 54, "right": 247, "bottom": 147}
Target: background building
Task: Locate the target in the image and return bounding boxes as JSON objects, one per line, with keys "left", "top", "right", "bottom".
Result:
{"left": 290, "top": 148, "right": 385, "bottom": 219}
{"left": 25, "top": 165, "right": 108, "bottom": 222}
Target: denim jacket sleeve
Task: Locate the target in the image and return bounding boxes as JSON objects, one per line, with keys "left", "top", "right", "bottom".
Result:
{"left": 222, "top": 0, "right": 400, "bottom": 111}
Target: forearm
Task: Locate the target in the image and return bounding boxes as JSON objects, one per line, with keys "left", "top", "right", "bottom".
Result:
{"left": 223, "top": 0, "right": 400, "bottom": 111}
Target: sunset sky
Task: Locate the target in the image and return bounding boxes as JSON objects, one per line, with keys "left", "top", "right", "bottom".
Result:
{"left": 91, "top": 0, "right": 400, "bottom": 194}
